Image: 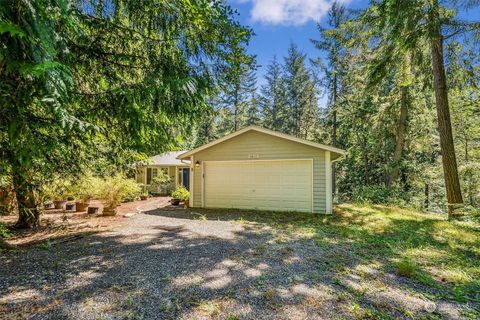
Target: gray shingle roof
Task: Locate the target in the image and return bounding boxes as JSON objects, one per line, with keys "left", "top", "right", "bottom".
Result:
{"left": 143, "top": 151, "right": 189, "bottom": 166}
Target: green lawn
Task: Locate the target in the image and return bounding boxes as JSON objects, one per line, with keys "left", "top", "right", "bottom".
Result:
{"left": 273, "top": 205, "right": 479, "bottom": 298}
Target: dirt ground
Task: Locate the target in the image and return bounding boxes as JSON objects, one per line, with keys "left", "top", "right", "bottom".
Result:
{"left": 0, "top": 197, "right": 170, "bottom": 247}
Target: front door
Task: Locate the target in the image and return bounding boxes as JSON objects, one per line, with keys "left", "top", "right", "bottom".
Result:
{"left": 182, "top": 168, "right": 190, "bottom": 191}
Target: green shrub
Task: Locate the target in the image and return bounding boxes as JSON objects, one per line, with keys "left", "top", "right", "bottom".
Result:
{"left": 40, "top": 177, "right": 74, "bottom": 202}
{"left": 71, "top": 174, "right": 103, "bottom": 202}
{"left": 151, "top": 171, "right": 173, "bottom": 195}
{"left": 172, "top": 186, "right": 189, "bottom": 201}
{"left": 352, "top": 185, "right": 410, "bottom": 206}
{"left": 98, "top": 174, "right": 142, "bottom": 207}
{"left": 395, "top": 259, "right": 417, "bottom": 278}
{"left": 0, "top": 222, "right": 12, "bottom": 238}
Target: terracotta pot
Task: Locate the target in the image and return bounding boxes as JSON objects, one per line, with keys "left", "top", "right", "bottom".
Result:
{"left": 75, "top": 201, "right": 90, "bottom": 212}
{"left": 53, "top": 200, "right": 67, "bottom": 210}
{"left": 102, "top": 206, "right": 118, "bottom": 216}
{"left": 183, "top": 199, "right": 189, "bottom": 208}
{"left": 44, "top": 202, "right": 55, "bottom": 210}
{"left": 140, "top": 195, "right": 148, "bottom": 200}
{"left": 171, "top": 198, "right": 180, "bottom": 206}
{"left": 87, "top": 207, "right": 99, "bottom": 215}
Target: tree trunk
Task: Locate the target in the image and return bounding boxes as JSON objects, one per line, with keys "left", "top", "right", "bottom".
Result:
{"left": 430, "top": 32, "right": 463, "bottom": 217}
{"left": 388, "top": 85, "right": 409, "bottom": 186}
{"left": 332, "top": 73, "right": 338, "bottom": 199}
{"left": 13, "top": 171, "right": 40, "bottom": 228}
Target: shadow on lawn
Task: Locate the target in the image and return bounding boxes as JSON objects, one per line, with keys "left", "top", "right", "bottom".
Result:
{"left": 150, "top": 205, "right": 480, "bottom": 303}
{"left": 0, "top": 205, "right": 478, "bottom": 319}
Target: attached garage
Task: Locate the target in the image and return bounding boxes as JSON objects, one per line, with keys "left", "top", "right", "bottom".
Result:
{"left": 177, "top": 126, "right": 345, "bottom": 214}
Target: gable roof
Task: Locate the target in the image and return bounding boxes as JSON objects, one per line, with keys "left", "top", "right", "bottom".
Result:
{"left": 177, "top": 126, "right": 346, "bottom": 159}
{"left": 139, "top": 151, "right": 189, "bottom": 166}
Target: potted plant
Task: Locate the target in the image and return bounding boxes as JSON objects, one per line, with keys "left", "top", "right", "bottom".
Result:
{"left": 99, "top": 174, "right": 141, "bottom": 216}
{"left": 73, "top": 175, "right": 100, "bottom": 212}
{"left": 171, "top": 186, "right": 189, "bottom": 206}
{"left": 140, "top": 190, "right": 149, "bottom": 201}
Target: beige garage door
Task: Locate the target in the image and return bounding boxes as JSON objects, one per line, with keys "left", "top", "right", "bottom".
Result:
{"left": 203, "top": 160, "right": 312, "bottom": 212}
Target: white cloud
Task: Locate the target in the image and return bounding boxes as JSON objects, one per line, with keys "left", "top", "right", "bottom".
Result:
{"left": 239, "top": 0, "right": 350, "bottom": 26}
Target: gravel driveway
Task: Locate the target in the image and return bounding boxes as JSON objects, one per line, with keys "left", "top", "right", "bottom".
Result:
{"left": 1, "top": 207, "right": 335, "bottom": 320}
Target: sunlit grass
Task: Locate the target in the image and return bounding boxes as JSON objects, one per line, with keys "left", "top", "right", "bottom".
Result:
{"left": 242, "top": 203, "right": 480, "bottom": 303}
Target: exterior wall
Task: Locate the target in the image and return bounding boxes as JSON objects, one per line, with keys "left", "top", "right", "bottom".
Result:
{"left": 191, "top": 130, "right": 328, "bottom": 213}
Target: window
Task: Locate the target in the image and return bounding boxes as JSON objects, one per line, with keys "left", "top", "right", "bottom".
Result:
{"left": 146, "top": 168, "right": 158, "bottom": 184}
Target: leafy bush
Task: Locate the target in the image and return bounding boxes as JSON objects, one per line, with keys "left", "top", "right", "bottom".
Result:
{"left": 71, "top": 174, "right": 103, "bottom": 202}
{"left": 351, "top": 185, "right": 410, "bottom": 206}
{"left": 151, "top": 171, "right": 173, "bottom": 195}
{"left": 40, "top": 177, "right": 74, "bottom": 202}
{"left": 0, "top": 222, "right": 12, "bottom": 238}
{"left": 98, "top": 174, "right": 142, "bottom": 207}
{"left": 171, "top": 186, "right": 189, "bottom": 201}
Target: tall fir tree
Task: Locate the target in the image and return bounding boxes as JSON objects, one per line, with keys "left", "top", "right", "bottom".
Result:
{"left": 260, "top": 56, "right": 287, "bottom": 131}
{"left": 283, "top": 44, "right": 319, "bottom": 139}
{"left": 312, "top": 2, "right": 348, "bottom": 197}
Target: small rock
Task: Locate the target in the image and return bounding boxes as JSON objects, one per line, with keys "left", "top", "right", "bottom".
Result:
{"left": 123, "top": 212, "right": 136, "bottom": 218}
{"left": 424, "top": 301, "right": 436, "bottom": 313}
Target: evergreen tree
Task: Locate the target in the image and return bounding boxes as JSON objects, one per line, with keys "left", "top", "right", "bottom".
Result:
{"left": 283, "top": 44, "right": 319, "bottom": 139}
{"left": 0, "top": 0, "right": 253, "bottom": 227}
{"left": 371, "top": 0, "right": 480, "bottom": 216}
{"left": 260, "top": 56, "right": 287, "bottom": 131}
{"left": 312, "top": 2, "right": 348, "bottom": 196}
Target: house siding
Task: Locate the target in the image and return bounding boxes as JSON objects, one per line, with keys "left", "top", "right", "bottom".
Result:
{"left": 191, "top": 130, "right": 327, "bottom": 213}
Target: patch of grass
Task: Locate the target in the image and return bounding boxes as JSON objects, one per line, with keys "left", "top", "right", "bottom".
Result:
{"left": 198, "top": 300, "right": 221, "bottom": 316}
{"left": 209, "top": 203, "right": 479, "bottom": 305}
{"left": 37, "top": 240, "right": 53, "bottom": 251}
{"left": 0, "top": 222, "right": 12, "bottom": 238}
{"left": 226, "top": 314, "right": 240, "bottom": 320}
{"left": 192, "top": 212, "right": 208, "bottom": 221}
{"left": 395, "top": 258, "right": 417, "bottom": 278}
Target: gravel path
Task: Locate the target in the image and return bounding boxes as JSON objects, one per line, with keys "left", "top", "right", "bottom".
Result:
{"left": 0, "top": 206, "right": 469, "bottom": 319}
{"left": 1, "top": 207, "right": 329, "bottom": 320}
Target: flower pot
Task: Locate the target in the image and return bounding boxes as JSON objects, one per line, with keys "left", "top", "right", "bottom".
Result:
{"left": 53, "top": 200, "right": 67, "bottom": 210}
{"left": 102, "top": 206, "right": 118, "bottom": 216}
{"left": 171, "top": 198, "right": 180, "bottom": 206}
{"left": 44, "top": 202, "right": 55, "bottom": 210}
{"left": 140, "top": 195, "right": 148, "bottom": 200}
{"left": 66, "top": 203, "right": 76, "bottom": 211}
{"left": 75, "top": 201, "right": 90, "bottom": 212}
{"left": 183, "top": 199, "right": 189, "bottom": 208}
{"left": 87, "top": 206, "right": 99, "bottom": 215}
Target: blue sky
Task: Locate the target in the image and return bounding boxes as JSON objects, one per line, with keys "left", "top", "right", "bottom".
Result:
{"left": 228, "top": 0, "right": 480, "bottom": 107}
{"left": 228, "top": 1, "right": 367, "bottom": 90}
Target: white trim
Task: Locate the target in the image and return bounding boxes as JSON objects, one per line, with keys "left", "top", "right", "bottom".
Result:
{"left": 202, "top": 158, "right": 314, "bottom": 213}
{"left": 201, "top": 158, "right": 314, "bottom": 163}
{"left": 190, "top": 156, "right": 194, "bottom": 207}
{"left": 311, "top": 160, "right": 314, "bottom": 213}
{"left": 201, "top": 161, "right": 205, "bottom": 208}
{"left": 175, "top": 166, "right": 178, "bottom": 188}
{"left": 177, "top": 126, "right": 346, "bottom": 159}
{"left": 325, "top": 151, "right": 332, "bottom": 214}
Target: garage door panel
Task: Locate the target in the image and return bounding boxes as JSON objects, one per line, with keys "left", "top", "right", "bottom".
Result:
{"left": 204, "top": 160, "right": 312, "bottom": 212}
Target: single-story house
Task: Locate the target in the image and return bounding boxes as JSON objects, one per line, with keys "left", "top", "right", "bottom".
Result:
{"left": 135, "top": 150, "right": 191, "bottom": 193}
{"left": 177, "top": 126, "right": 346, "bottom": 214}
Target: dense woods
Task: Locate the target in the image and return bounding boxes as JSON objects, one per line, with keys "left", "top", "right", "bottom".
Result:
{"left": 191, "top": 1, "right": 480, "bottom": 216}
{"left": 0, "top": 0, "right": 479, "bottom": 228}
